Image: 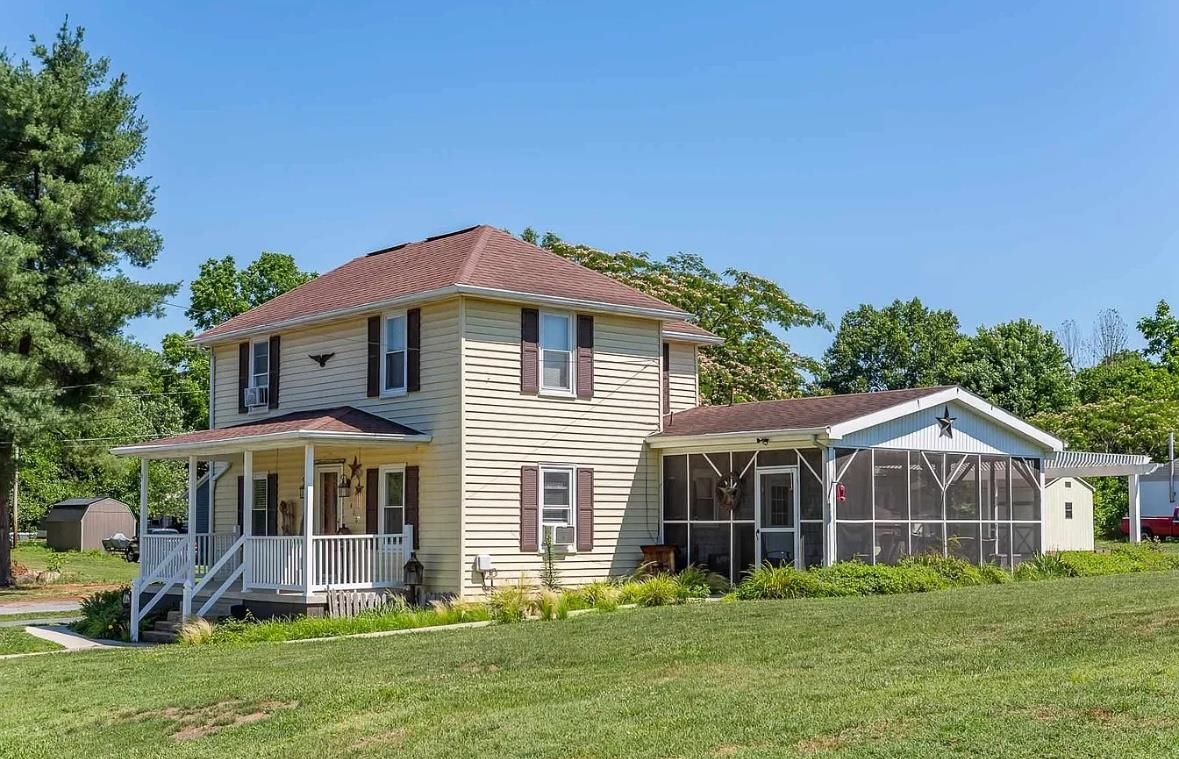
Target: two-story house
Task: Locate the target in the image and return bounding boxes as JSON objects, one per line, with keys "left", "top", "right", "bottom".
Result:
{"left": 119, "top": 223, "right": 1133, "bottom": 638}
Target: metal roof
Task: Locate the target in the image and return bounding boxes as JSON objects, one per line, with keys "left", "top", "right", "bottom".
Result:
{"left": 1044, "top": 451, "right": 1158, "bottom": 477}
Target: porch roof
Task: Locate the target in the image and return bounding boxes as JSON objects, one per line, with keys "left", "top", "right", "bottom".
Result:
{"left": 1043, "top": 450, "right": 1158, "bottom": 477}
{"left": 110, "top": 407, "right": 430, "bottom": 459}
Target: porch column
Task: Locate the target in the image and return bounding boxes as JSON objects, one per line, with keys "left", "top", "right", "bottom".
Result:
{"left": 242, "top": 450, "right": 253, "bottom": 538}
{"left": 303, "top": 443, "right": 315, "bottom": 597}
{"left": 1129, "top": 473, "right": 1142, "bottom": 544}
{"left": 138, "top": 459, "right": 149, "bottom": 538}
{"left": 183, "top": 455, "right": 197, "bottom": 621}
{"left": 822, "top": 446, "right": 837, "bottom": 567}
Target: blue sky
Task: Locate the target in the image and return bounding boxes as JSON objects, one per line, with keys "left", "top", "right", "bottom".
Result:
{"left": 4, "top": 2, "right": 1178, "bottom": 362}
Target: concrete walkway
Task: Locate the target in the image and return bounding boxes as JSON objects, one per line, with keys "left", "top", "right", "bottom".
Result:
{"left": 0, "top": 600, "right": 81, "bottom": 615}
{"left": 0, "top": 616, "right": 79, "bottom": 628}
{"left": 23, "top": 625, "right": 110, "bottom": 651}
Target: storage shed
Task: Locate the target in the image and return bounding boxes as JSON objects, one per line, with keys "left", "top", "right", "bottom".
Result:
{"left": 45, "top": 497, "right": 136, "bottom": 552}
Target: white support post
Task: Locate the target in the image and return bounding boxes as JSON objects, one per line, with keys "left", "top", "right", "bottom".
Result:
{"left": 1130, "top": 473, "right": 1142, "bottom": 544}
{"left": 131, "top": 457, "right": 149, "bottom": 642}
{"left": 138, "top": 459, "right": 149, "bottom": 539}
{"left": 183, "top": 455, "right": 197, "bottom": 622}
{"left": 822, "top": 446, "right": 837, "bottom": 566}
{"left": 242, "top": 450, "right": 253, "bottom": 586}
{"left": 303, "top": 444, "right": 315, "bottom": 597}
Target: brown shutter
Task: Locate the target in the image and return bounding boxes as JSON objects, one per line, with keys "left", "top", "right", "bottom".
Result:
{"left": 268, "top": 335, "right": 281, "bottom": 409}
{"left": 367, "top": 316, "right": 381, "bottom": 397}
{"left": 238, "top": 342, "right": 250, "bottom": 414}
{"left": 576, "top": 315, "right": 594, "bottom": 399}
{"left": 407, "top": 308, "right": 421, "bottom": 393}
{"left": 365, "top": 468, "right": 379, "bottom": 534}
{"left": 520, "top": 466, "right": 539, "bottom": 552}
{"left": 236, "top": 476, "right": 245, "bottom": 533}
{"left": 520, "top": 308, "right": 539, "bottom": 394}
{"left": 576, "top": 468, "right": 594, "bottom": 552}
{"left": 662, "top": 342, "right": 671, "bottom": 415}
{"left": 266, "top": 473, "right": 279, "bottom": 535}
{"left": 405, "top": 465, "right": 420, "bottom": 549}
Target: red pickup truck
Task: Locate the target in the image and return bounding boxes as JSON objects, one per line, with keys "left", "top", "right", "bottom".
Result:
{"left": 1121, "top": 507, "right": 1179, "bottom": 541}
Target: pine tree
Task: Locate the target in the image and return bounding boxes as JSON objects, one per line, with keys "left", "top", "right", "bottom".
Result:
{"left": 0, "top": 23, "right": 176, "bottom": 584}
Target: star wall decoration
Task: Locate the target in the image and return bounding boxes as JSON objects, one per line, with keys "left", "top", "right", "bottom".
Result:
{"left": 937, "top": 406, "right": 957, "bottom": 438}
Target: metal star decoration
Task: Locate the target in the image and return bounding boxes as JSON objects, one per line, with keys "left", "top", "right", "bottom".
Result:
{"left": 936, "top": 406, "right": 957, "bottom": 438}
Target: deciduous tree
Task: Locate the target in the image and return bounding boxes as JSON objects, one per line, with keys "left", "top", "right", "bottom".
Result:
{"left": 960, "top": 319, "right": 1075, "bottom": 417}
{"left": 522, "top": 229, "right": 828, "bottom": 403}
{"left": 822, "top": 298, "right": 966, "bottom": 394}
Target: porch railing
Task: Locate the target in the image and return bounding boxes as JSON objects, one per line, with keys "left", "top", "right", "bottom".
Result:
{"left": 310, "top": 530, "right": 411, "bottom": 591}
{"left": 243, "top": 536, "right": 306, "bottom": 591}
{"left": 139, "top": 535, "right": 187, "bottom": 582}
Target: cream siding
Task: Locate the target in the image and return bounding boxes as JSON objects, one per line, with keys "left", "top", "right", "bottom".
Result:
{"left": 839, "top": 400, "right": 1049, "bottom": 457}
{"left": 1043, "top": 478, "right": 1094, "bottom": 551}
{"left": 665, "top": 341, "right": 698, "bottom": 412}
{"left": 208, "top": 299, "right": 463, "bottom": 595}
{"left": 461, "top": 298, "right": 663, "bottom": 594}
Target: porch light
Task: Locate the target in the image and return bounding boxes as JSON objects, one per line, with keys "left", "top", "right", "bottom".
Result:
{"left": 337, "top": 477, "right": 352, "bottom": 498}
{"left": 403, "top": 552, "right": 424, "bottom": 605}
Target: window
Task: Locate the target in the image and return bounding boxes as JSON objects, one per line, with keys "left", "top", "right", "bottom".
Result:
{"left": 541, "top": 467, "right": 573, "bottom": 526}
{"left": 382, "top": 314, "right": 407, "bottom": 394}
{"left": 248, "top": 340, "right": 269, "bottom": 408}
{"left": 1065, "top": 480, "right": 1072, "bottom": 489}
{"left": 540, "top": 312, "right": 573, "bottom": 393}
{"left": 380, "top": 467, "right": 405, "bottom": 535}
{"left": 1065, "top": 502, "right": 1074, "bottom": 519}
{"left": 250, "top": 475, "right": 270, "bottom": 536}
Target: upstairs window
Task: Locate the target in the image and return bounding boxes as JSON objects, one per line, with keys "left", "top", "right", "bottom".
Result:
{"left": 383, "top": 313, "right": 407, "bottom": 394}
{"left": 246, "top": 339, "right": 270, "bottom": 409}
{"left": 540, "top": 312, "right": 573, "bottom": 393}
{"left": 1064, "top": 502, "right": 1074, "bottom": 520}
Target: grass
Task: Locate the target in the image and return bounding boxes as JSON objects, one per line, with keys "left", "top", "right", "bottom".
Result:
{"left": 2, "top": 543, "right": 137, "bottom": 603}
{"left": 0, "top": 628, "right": 61, "bottom": 656}
{"left": 3, "top": 573, "right": 1179, "bottom": 757}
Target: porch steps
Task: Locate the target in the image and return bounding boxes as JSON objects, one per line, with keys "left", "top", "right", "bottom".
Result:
{"left": 142, "top": 604, "right": 235, "bottom": 644}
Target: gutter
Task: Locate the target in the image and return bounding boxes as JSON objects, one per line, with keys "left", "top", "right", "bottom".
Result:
{"left": 191, "top": 285, "right": 690, "bottom": 346}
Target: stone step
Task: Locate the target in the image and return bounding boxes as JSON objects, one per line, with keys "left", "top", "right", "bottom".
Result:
{"left": 154, "top": 621, "right": 182, "bottom": 633}
{"left": 141, "top": 629, "right": 178, "bottom": 644}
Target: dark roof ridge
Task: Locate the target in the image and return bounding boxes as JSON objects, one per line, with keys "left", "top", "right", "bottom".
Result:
{"left": 365, "top": 224, "right": 484, "bottom": 257}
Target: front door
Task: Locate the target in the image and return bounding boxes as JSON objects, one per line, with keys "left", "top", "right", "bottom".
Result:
{"left": 316, "top": 465, "right": 342, "bottom": 535}
{"left": 756, "top": 467, "right": 800, "bottom": 569}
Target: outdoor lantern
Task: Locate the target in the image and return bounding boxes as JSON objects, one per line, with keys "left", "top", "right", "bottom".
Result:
{"left": 337, "top": 477, "right": 352, "bottom": 498}
{"left": 403, "top": 552, "right": 424, "bottom": 605}
{"left": 121, "top": 587, "right": 132, "bottom": 610}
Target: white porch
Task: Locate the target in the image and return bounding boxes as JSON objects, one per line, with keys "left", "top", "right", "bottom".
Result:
{"left": 112, "top": 408, "right": 430, "bottom": 641}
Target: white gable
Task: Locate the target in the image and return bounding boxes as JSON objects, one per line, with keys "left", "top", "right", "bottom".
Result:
{"left": 837, "top": 399, "right": 1050, "bottom": 458}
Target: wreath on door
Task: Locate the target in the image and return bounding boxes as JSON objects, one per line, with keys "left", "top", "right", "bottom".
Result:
{"left": 716, "top": 473, "right": 742, "bottom": 511}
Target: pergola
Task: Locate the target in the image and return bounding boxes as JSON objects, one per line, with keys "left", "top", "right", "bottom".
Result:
{"left": 1044, "top": 451, "right": 1160, "bottom": 543}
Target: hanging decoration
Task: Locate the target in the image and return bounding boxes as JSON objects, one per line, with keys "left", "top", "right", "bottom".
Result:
{"left": 716, "top": 473, "right": 742, "bottom": 511}
{"left": 937, "top": 406, "right": 957, "bottom": 438}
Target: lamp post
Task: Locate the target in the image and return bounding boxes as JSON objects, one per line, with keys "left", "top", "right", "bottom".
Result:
{"left": 403, "top": 552, "right": 424, "bottom": 606}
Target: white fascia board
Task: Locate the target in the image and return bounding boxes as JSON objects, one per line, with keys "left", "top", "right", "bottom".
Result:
{"left": 660, "top": 329, "right": 725, "bottom": 346}
{"left": 648, "top": 428, "right": 831, "bottom": 449}
{"left": 111, "top": 430, "right": 432, "bottom": 459}
{"left": 191, "top": 285, "right": 688, "bottom": 346}
{"left": 826, "top": 386, "right": 1065, "bottom": 453}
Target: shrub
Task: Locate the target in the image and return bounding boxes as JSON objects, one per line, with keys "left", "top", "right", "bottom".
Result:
{"left": 488, "top": 578, "right": 534, "bottom": 623}
{"left": 977, "top": 562, "right": 1013, "bottom": 584}
{"left": 619, "top": 575, "right": 689, "bottom": 607}
{"left": 73, "top": 587, "right": 130, "bottom": 640}
{"left": 205, "top": 602, "right": 492, "bottom": 644}
{"left": 734, "top": 563, "right": 835, "bottom": 600}
{"left": 900, "top": 554, "right": 988, "bottom": 586}
{"left": 811, "top": 561, "right": 949, "bottom": 595}
{"left": 676, "top": 564, "right": 728, "bottom": 597}
{"left": 574, "top": 580, "right": 621, "bottom": 612}
{"left": 535, "top": 589, "right": 569, "bottom": 621}
{"left": 45, "top": 553, "right": 65, "bottom": 574}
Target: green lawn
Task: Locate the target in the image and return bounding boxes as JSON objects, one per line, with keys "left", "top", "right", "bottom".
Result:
{"left": 11, "top": 543, "right": 138, "bottom": 585}
{"left": 4, "top": 573, "right": 1179, "bottom": 758}
{"left": 0, "top": 628, "right": 61, "bottom": 656}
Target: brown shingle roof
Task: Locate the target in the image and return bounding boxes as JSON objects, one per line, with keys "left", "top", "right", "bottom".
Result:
{"left": 195, "top": 225, "right": 688, "bottom": 342}
{"left": 663, "top": 320, "right": 722, "bottom": 343}
{"left": 118, "top": 407, "right": 424, "bottom": 451}
{"left": 657, "top": 387, "right": 952, "bottom": 437}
